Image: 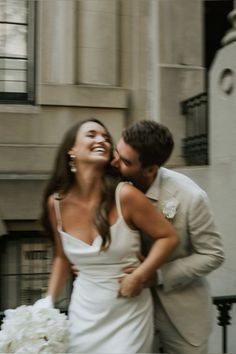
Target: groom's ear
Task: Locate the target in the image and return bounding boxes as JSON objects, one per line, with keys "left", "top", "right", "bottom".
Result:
{"left": 143, "top": 165, "right": 158, "bottom": 178}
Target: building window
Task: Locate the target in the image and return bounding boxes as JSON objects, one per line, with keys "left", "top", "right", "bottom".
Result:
{"left": 0, "top": 231, "right": 71, "bottom": 321}
{"left": 0, "top": 0, "right": 36, "bottom": 104}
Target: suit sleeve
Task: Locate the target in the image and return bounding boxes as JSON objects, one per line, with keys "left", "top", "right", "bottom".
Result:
{"left": 160, "top": 190, "right": 224, "bottom": 292}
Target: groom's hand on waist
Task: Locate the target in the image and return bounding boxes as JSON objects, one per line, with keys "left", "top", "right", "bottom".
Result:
{"left": 71, "top": 263, "right": 80, "bottom": 276}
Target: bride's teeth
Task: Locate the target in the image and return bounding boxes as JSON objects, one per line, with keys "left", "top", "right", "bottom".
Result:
{"left": 93, "top": 148, "right": 105, "bottom": 152}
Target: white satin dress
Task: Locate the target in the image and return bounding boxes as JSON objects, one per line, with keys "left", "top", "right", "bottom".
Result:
{"left": 54, "top": 183, "right": 154, "bottom": 353}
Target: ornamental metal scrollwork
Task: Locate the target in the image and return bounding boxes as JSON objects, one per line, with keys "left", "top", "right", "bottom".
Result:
{"left": 219, "top": 69, "right": 234, "bottom": 95}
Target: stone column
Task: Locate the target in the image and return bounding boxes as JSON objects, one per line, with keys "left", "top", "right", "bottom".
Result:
{"left": 210, "top": 7, "right": 236, "bottom": 165}
{"left": 207, "top": 6, "right": 236, "bottom": 351}
{"left": 77, "top": 0, "right": 119, "bottom": 85}
{"left": 40, "top": 0, "right": 76, "bottom": 84}
{"left": 120, "top": 0, "right": 157, "bottom": 123}
{"left": 120, "top": 0, "right": 205, "bottom": 166}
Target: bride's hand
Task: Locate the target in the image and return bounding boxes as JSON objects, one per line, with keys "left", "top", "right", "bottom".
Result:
{"left": 122, "top": 254, "right": 157, "bottom": 289}
{"left": 118, "top": 273, "right": 144, "bottom": 298}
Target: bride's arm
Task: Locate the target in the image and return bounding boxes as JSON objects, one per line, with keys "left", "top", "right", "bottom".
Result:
{"left": 46, "top": 196, "right": 71, "bottom": 304}
{"left": 118, "top": 184, "right": 178, "bottom": 297}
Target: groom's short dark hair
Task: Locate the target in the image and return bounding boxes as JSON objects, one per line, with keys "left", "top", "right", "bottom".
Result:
{"left": 122, "top": 120, "right": 174, "bottom": 168}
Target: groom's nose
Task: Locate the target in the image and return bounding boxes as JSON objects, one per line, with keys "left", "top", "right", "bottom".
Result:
{"left": 111, "top": 151, "right": 120, "bottom": 168}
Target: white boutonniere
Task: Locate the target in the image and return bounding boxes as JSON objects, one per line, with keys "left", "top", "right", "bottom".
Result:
{"left": 161, "top": 197, "right": 179, "bottom": 220}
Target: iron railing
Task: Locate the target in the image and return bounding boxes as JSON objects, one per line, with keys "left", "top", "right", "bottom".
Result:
{"left": 181, "top": 92, "right": 208, "bottom": 165}
{"left": 213, "top": 295, "right": 236, "bottom": 353}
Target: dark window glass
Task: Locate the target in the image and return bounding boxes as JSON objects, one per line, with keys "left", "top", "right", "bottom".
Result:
{"left": 0, "top": 0, "right": 36, "bottom": 104}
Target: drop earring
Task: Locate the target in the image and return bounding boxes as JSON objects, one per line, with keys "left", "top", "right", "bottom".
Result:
{"left": 69, "top": 154, "right": 77, "bottom": 173}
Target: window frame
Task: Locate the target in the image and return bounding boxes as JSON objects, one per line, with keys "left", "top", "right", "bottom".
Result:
{"left": 0, "top": 0, "right": 36, "bottom": 104}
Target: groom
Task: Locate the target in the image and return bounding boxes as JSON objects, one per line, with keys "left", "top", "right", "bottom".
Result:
{"left": 112, "top": 120, "right": 224, "bottom": 354}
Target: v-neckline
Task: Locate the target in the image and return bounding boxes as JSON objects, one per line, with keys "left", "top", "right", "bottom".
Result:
{"left": 59, "top": 217, "right": 122, "bottom": 247}
{"left": 60, "top": 229, "right": 100, "bottom": 247}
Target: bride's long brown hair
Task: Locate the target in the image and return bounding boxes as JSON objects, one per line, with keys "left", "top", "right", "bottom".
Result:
{"left": 41, "top": 118, "right": 121, "bottom": 250}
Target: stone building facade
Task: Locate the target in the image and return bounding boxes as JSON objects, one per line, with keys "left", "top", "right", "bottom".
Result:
{"left": 0, "top": 0, "right": 207, "bottom": 233}
{"left": 1, "top": 0, "right": 235, "bottom": 351}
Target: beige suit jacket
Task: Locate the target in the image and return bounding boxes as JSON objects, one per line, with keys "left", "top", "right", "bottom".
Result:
{"left": 145, "top": 168, "right": 224, "bottom": 346}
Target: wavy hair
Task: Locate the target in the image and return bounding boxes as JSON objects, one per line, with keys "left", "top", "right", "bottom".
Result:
{"left": 122, "top": 120, "right": 174, "bottom": 168}
{"left": 41, "top": 118, "right": 120, "bottom": 250}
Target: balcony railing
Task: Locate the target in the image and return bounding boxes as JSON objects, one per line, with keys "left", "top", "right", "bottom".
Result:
{"left": 181, "top": 92, "right": 208, "bottom": 165}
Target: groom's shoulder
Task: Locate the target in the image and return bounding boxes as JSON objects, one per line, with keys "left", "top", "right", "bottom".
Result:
{"left": 161, "top": 167, "right": 204, "bottom": 196}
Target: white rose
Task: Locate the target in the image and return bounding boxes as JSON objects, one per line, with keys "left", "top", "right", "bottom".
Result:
{"left": 161, "top": 198, "right": 179, "bottom": 219}
{"left": 0, "top": 330, "right": 11, "bottom": 353}
{"left": 0, "top": 304, "right": 69, "bottom": 353}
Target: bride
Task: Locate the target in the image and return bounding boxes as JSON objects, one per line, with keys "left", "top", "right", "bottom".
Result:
{"left": 40, "top": 118, "right": 178, "bottom": 353}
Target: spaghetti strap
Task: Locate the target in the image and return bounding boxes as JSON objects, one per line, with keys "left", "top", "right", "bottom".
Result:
{"left": 53, "top": 193, "right": 62, "bottom": 230}
{"left": 115, "top": 182, "right": 131, "bottom": 219}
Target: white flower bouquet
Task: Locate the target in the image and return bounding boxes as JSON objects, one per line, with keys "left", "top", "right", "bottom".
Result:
{"left": 0, "top": 304, "right": 69, "bottom": 353}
